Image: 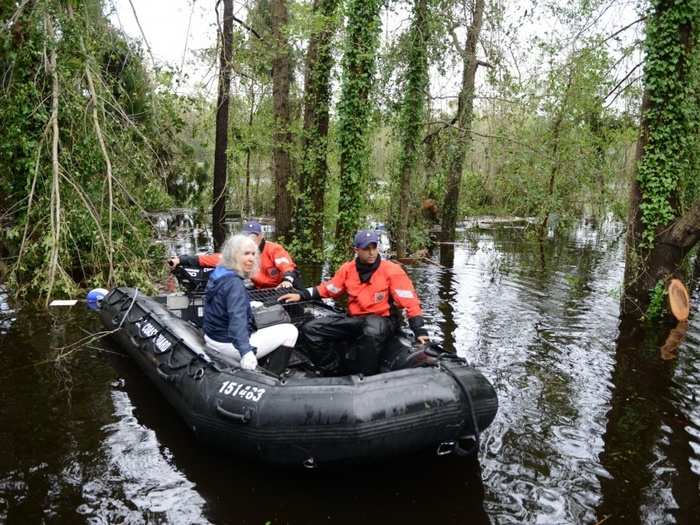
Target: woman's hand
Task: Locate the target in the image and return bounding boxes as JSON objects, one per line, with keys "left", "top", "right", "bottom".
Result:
{"left": 276, "top": 280, "right": 293, "bottom": 289}
{"left": 240, "top": 352, "right": 258, "bottom": 370}
{"left": 278, "top": 293, "right": 301, "bottom": 303}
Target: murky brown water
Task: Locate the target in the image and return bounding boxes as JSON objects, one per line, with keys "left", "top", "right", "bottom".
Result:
{"left": 1, "top": 221, "right": 699, "bottom": 524}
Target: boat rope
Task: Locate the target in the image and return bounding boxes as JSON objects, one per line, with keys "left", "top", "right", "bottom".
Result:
{"left": 116, "top": 288, "right": 139, "bottom": 330}
{"left": 439, "top": 358, "right": 481, "bottom": 457}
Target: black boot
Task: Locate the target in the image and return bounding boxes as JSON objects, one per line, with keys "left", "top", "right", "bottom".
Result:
{"left": 266, "top": 345, "right": 293, "bottom": 375}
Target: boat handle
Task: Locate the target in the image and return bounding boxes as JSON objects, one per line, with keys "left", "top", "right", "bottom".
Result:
{"left": 436, "top": 441, "right": 456, "bottom": 456}
{"left": 216, "top": 404, "right": 252, "bottom": 424}
{"left": 156, "top": 364, "right": 177, "bottom": 383}
{"left": 455, "top": 434, "right": 479, "bottom": 457}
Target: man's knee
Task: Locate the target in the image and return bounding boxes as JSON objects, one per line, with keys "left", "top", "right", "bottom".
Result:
{"left": 301, "top": 318, "right": 325, "bottom": 339}
{"left": 362, "top": 316, "right": 392, "bottom": 340}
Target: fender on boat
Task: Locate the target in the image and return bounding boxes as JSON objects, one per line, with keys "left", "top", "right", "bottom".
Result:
{"left": 99, "top": 287, "right": 498, "bottom": 467}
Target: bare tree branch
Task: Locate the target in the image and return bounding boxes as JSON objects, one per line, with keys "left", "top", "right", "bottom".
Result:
{"left": 45, "top": 13, "right": 61, "bottom": 306}
{"left": 127, "top": 0, "right": 156, "bottom": 66}
{"left": 604, "top": 61, "right": 643, "bottom": 101}
{"left": 603, "top": 16, "right": 647, "bottom": 44}
{"left": 2, "top": 0, "right": 31, "bottom": 32}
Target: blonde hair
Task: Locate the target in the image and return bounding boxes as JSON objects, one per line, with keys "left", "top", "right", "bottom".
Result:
{"left": 220, "top": 234, "right": 259, "bottom": 278}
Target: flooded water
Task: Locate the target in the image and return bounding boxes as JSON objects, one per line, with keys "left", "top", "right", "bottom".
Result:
{"left": 1, "top": 221, "right": 699, "bottom": 524}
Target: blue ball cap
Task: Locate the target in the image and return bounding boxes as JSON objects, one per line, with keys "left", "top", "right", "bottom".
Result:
{"left": 242, "top": 220, "right": 262, "bottom": 235}
{"left": 354, "top": 230, "right": 380, "bottom": 249}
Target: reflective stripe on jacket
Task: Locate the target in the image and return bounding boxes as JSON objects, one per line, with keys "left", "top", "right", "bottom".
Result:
{"left": 183, "top": 241, "right": 296, "bottom": 289}
{"left": 317, "top": 259, "right": 423, "bottom": 318}
{"left": 252, "top": 241, "right": 297, "bottom": 288}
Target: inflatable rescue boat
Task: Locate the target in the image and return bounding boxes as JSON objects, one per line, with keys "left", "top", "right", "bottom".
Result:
{"left": 99, "top": 273, "right": 498, "bottom": 468}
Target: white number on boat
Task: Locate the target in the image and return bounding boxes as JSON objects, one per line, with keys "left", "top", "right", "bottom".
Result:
{"left": 218, "top": 381, "right": 266, "bottom": 402}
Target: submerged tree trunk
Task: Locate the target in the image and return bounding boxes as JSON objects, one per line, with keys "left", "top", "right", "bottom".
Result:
{"left": 295, "top": 0, "right": 340, "bottom": 263}
{"left": 272, "top": 0, "right": 293, "bottom": 241}
{"left": 622, "top": 2, "right": 700, "bottom": 318}
{"left": 212, "top": 0, "right": 234, "bottom": 251}
{"left": 394, "top": 0, "right": 430, "bottom": 259}
{"left": 439, "top": 0, "right": 485, "bottom": 266}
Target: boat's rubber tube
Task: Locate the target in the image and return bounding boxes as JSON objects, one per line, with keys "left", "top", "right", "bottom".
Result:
{"left": 100, "top": 287, "right": 498, "bottom": 467}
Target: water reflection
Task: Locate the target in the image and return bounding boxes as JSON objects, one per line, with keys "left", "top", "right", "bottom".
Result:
{"left": 76, "top": 390, "right": 210, "bottom": 524}
{"left": 0, "top": 285, "right": 15, "bottom": 335}
{"left": 596, "top": 315, "right": 700, "bottom": 524}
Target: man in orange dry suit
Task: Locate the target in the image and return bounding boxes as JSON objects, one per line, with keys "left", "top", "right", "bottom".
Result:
{"left": 168, "top": 221, "right": 304, "bottom": 289}
{"left": 279, "top": 229, "right": 429, "bottom": 375}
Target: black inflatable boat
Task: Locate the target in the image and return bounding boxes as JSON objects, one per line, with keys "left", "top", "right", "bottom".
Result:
{"left": 99, "top": 282, "right": 498, "bottom": 468}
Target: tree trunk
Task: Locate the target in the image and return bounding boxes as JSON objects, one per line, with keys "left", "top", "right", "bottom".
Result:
{"left": 295, "top": 0, "right": 340, "bottom": 263}
{"left": 272, "top": 0, "right": 293, "bottom": 241}
{"left": 332, "top": 0, "right": 383, "bottom": 266}
{"left": 244, "top": 87, "right": 255, "bottom": 217}
{"left": 212, "top": 0, "right": 234, "bottom": 251}
{"left": 394, "top": 0, "right": 429, "bottom": 258}
{"left": 439, "top": 0, "right": 485, "bottom": 266}
{"left": 622, "top": 3, "right": 700, "bottom": 318}
{"left": 539, "top": 71, "right": 574, "bottom": 240}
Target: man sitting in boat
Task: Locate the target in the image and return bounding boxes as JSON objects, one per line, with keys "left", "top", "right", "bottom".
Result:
{"left": 203, "top": 234, "right": 298, "bottom": 372}
{"left": 280, "top": 230, "right": 429, "bottom": 376}
{"left": 168, "top": 220, "right": 304, "bottom": 289}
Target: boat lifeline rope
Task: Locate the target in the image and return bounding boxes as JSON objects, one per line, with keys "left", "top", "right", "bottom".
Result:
{"left": 116, "top": 288, "right": 139, "bottom": 330}
{"left": 438, "top": 354, "right": 481, "bottom": 457}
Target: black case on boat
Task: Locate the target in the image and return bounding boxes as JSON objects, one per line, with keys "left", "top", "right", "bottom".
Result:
{"left": 252, "top": 304, "right": 291, "bottom": 329}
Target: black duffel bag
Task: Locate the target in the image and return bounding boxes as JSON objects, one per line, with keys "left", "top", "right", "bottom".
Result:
{"left": 253, "top": 303, "right": 291, "bottom": 329}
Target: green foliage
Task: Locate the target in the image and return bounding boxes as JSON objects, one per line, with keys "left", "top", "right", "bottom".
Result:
{"left": 0, "top": 0, "right": 177, "bottom": 298}
{"left": 645, "top": 279, "right": 666, "bottom": 321}
{"left": 636, "top": 0, "right": 700, "bottom": 247}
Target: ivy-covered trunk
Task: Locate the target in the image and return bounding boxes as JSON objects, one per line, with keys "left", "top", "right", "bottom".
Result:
{"left": 213, "top": 0, "right": 234, "bottom": 251}
{"left": 332, "top": 0, "right": 383, "bottom": 266}
{"left": 272, "top": 0, "right": 293, "bottom": 241}
{"left": 393, "top": 0, "right": 430, "bottom": 259}
{"left": 244, "top": 87, "right": 255, "bottom": 216}
{"left": 622, "top": 1, "right": 700, "bottom": 319}
{"left": 295, "top": 0, "right": 340, "bottom": 263}
{"left": 439, "top": 0, "right": 484, "bottom": 266}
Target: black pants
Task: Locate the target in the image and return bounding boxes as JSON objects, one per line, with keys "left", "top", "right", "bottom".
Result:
{"left": 301, "top": 313, "right": 396, "bottom": 375}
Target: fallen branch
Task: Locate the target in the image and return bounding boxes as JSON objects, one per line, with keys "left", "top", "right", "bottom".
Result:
{"left": 45, "top": 13, "right": 62, "bottom": 307}
{"left": 15, "top": 128, "right": 47, "bottom": 276}
{"left": 84, "top": 58, "right": 115, "bottom": 286}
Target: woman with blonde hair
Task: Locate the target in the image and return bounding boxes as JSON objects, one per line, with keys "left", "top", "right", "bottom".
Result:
{"left": 203, "top": 234, "right": 298, "bottom": 371}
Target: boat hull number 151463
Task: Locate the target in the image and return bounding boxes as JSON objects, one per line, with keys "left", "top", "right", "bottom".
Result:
{"left": 218, "top": 381, "right": 266, "bottom": 402}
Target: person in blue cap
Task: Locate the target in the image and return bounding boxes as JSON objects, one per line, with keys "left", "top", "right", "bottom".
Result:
{"left": 168, "top": 220, "right": 303, "bottom": 290}
{"left": 240, "top": 221, "right": 303, "bottom": 289}
{"left": 280, "top": 229, "right": 429, "bottom": 375}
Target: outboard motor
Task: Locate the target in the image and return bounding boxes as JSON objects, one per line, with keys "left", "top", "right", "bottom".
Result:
{"left": 171, "top": 264, "right": 215, "bottom": 293}
{"left": 379, "top": 337, "right": 441, "bottom": 372}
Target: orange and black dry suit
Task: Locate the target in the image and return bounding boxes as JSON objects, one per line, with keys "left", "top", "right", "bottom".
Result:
{"left": 179, "top": 239, "right": 302, "bottom": 289}
{"left": 298, "top": 256, "right": 428, "bottom": 375}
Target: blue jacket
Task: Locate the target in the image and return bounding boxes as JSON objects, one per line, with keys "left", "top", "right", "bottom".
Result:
{"left": 203, "top": 266, "right": 256, "bottom": 356}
